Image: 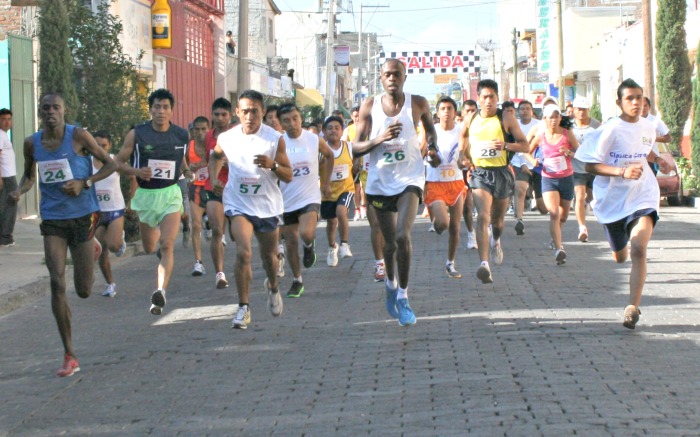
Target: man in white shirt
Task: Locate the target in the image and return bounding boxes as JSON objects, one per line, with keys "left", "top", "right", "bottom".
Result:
{"left": 0, "top": 108, "right": 16, "bottom": 247}
{"left": 575, "top": 79, "right": 670, "bottom": 330}
{"left": 571, "top": 97, "right": 601, "bottom": 243}
{"left": 511, "top": 100, "right": 541, "bottom": 235}
{"left": 642, "top": 96, "right": 672, "bottom": 175}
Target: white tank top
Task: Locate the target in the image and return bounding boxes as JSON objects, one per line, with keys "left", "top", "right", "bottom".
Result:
{"left": 366, "top": 93, "right": 424, "bottom": 195}
{"left": 279, "top": 129, "right": 321, "bottom": 212}
{"left": 93, "top": 154, "right": 126, "bottom": 212}
{"left": 426, "top": 124, "right": 462, "bottom": 182}
{"left": 219, "top": 124, "right": 284, "bottom": 218}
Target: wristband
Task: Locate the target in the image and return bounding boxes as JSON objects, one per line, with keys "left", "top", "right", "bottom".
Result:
{"left": 619, "top": 167, "right": 625, "bottom": 179}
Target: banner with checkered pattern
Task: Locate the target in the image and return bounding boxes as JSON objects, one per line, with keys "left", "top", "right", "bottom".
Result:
{"left": 379, "top": 50, "right": 481, "bottom": 74}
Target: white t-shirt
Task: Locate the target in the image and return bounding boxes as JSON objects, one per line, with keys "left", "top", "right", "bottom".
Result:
{"left": 280, "top": 129, "right": 322, "bottom": 212}
{"left": 510, "top": 119, "right": 539, "bottom": 169}
{"left": 93, "top": 154, "right": 126, "bottom": 212}
{"left": 574, "top": 117, "right": 658, "bottom": 224}
{"left": 571, "top": 118, "right": 601, "bottom": 174}
{"left": 426, "top": 124, "right": 461, "bottom": 182}
{"left": 0, "top": 129, "right": 16, "bottom": 177}
{"left": 645, "top": 113, "right": 669, "bottom": 154}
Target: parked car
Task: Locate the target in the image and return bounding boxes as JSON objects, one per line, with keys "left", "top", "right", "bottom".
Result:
{"left": 655, "top": 142, "right": 683, "bottom": 206}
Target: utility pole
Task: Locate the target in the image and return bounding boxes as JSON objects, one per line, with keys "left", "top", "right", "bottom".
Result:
{"left": 512, "top": 27, "right": 518, "bottom": 99}
{"left": 642, "top": 0, "right": 655, "bottom": 112}
{"left": 324, "top": 0, "right": 335, "bottom": 117}
{"left": 237, "top": 0, "right": 249, "bottom": 97}
{"left": 357, "top": 5, "right": 363, "bottom": 105}
{"left": 557, "top": 0, "right": 565, "bottom": 109}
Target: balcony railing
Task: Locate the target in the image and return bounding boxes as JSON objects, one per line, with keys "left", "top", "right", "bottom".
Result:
{"left": 188, "top": 0, "right": 225, "bottom": 15}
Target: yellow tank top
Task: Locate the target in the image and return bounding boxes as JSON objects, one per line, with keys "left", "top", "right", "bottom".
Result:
{"left": 321, "top": 141, "right": 355, "bottom": 201}
{"left": 469, "top": 114, "right": 507, "bottom": 168}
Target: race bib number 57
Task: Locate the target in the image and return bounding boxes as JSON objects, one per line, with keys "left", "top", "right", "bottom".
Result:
{"left": 38, "top": 159, "right": 74, "bottom": 184}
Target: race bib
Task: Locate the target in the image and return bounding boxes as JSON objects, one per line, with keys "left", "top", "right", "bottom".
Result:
{"left": 96, "top": 188, "right": 114, "bottom": 204}
{"left": 237, "top": 175, "right": 263, "bottom": 196}
{"left": 38, "top": 159, "right": 74, "bottom": 184}
{"left": 148, "top": 159, "right": 176, "bottom": 180}
{"left": 292, "top": 161, "right": 312, "bottom": 178}
{"left": 196, "top": 166, "right": 209, "bottom": 181}
{"left": 544, "top": 156, "right": 568, "bottom": 173}
{"left": 380, "top": 142, "right": 407, "bottom": 166}
{"left": 363, "top": 155, "right": 370, "bottom": 171}
{"left": 332, "top": 164, "right": 350, "bottom": 181}
{"left": 472, "top": 141, "right": 503, "bottom": 160}
{"left": 437, "top": 164, "right": 457, "bottom": 181}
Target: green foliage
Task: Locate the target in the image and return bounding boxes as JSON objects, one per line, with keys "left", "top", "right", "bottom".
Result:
{"left": 656, "top": 0, "right": 693, "bottom": 153}
{"left": 691, "top": 38, "right": 700, "bottom": 175}
{"left": 38, "top": 0, "right": 79, "bottom": 123}
{"left": 676, "top": 156, "right": 700, "bottom": 195}
{"left": 300, "top": 105, "right": 324, "bottom": 124}
{"left": 590, "top": 98, "right": 602, "bottom": 123}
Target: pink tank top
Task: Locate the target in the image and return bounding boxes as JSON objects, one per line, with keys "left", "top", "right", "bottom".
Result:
{"left": 540, "top": 131, "right": 574, "bottom": 179}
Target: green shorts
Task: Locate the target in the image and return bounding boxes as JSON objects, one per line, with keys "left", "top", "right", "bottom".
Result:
{"left": 131, "top": 184, "right": 184, "bottom": 228}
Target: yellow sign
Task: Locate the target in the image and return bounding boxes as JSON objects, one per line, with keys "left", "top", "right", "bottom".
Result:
{"left": 434, "top": 74, "right": 458, "bottom": 84}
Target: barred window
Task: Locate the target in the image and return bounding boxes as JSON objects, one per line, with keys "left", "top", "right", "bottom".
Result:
{"left": 185, "top": 7, "right": 213, "bottom": 68}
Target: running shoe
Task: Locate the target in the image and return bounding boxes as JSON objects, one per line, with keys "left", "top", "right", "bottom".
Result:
{"left": 360, "top": 206, "right": 367, "bottom": 220}
{"left": 277, "top": 253, "right": 286, "bottom": 278}
{"left": 102, "top": 283, "right": 116, "bottom": 298}
{"left": 354, "top": 209, "right": 360, "bottom": 221}
{"left": 56, "top": 353, "right": 80, "bottom": 377}
{"left": 182, "top": 227, "right": 190, "bottom": 248}
{"left": 115, "top": 231, "right": 127, "bottom": 257}
{"left": 327, "top": 245, "right": 339, "bottom": 267}
{"left": 287, "top": 280, "right": 304, "bottom": 298}
{"left": 555, "top": 249, "right": 567, "bottom": 265}
{"left": 192, "top": 260, "right": 206, "bottom": 276}
{"left": 339, "top": 242, "right": 353, "bottom": 258}
{"left": 623, "top": 305, "right": 641, "bottom": 329}
{"left": 150, "top": 289, "right": 166, "bottom": 315}
{"left": 476, "top": 263, "right": 493, "bottom": 284}
{"left": 515, "top": 219, "right": 525, "bottom": 236}
{"left": 232, "top": 305, "right": 251, "bottom": 330}
{"left": 215, "top": 272, "right": 229, "bottom": 289}
{"left": 94, "top": 239, "right": 102, "bottom": 261}
{"left": 385, "top": 280, "right": 399, "bottom": 319}
{"left": 445, "top": 262, "right": 462, "bottom": 279}
{"left": 549, "top": 240, "right": 556, "bottom": 250}
{"left": 374, "top": 262, "right": 385, "bottom": 282}
{"left": 396, "top": 298, "right": 416, "bottom": 326}
{"left": 302, "top": 240, "right": 316, "bottom": 268}
{"left": 490, "top": 236, "right": 504, "bottom": 265}
{"left": 466, "top": 231, "right": 477, "bottom": 250}
{"left": 0, "top": 241, "right": 15, "bottom": 248}
{"left": 222, "top": 235, "right": 227, "bottom": 247}
{"left": 578, "top": 226, "right": 589, "bottom": 243}
{"left": 265, "top": 278, "right": 283, "bottom": 316}
{"left": 428, "top": 222, "right": 436, "bottom": 232}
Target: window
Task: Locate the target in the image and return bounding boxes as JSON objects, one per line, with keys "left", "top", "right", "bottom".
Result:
{"left": 268, "top": 18, "right": 273, "bottom": 43}
{"left": 185, "top": 6, "right": 213, "bottom": 68}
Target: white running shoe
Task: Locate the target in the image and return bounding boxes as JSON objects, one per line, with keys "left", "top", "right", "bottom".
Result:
{"left": 102, "top": 283, "right": 116, "bottom": 297}
{"left": 115, "top": 231, "right": 126, "bottom": 257}
{"left": 490, "top": 235, "right": 504, "bottom": 265}
{"left": 192, "top": 260, "right": 205, "bottom": 276}
{"left": 466, "top": 231, "right": 477, "bottom": 250}
{"left": 339, "top": 242, "right": 353, "bottom": 258}
{"left": 221, "top": 235, "right": 227, "bottom": 246}
{"left": 232, "top": 305, "right": 251, "bottom": 329}
{"left": 555, "top": 248, "right": 567, "bottom": 265}
{"left": 215, "top": 272, "right": 229, "bottom": 289}
{"left": 578, "top": 226, "right": 589, "bottom": 243}
{"left": 277, "top": 253, "right": 286, "bottom": 277}
{"left": 265, "top": 278, "right": 283, "bottom": 317}
{"left": 353, "top": 209, "right": 360, "bottom": 221}
{"left": 327, "top": 245, "right": 339, "bottom": 267}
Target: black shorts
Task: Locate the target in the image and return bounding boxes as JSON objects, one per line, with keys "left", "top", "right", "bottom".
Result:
{"left": 189, "top": 185, "right": 207, "bottom": 208}
{"left": 573, "top": 172, "right": 595, "bottom": 188}
{"left": 40, "top": 212, "right": 100, "bottom": 246}
{"left": 541, "top": 175, "right": 575, "bottom": 201}
{"left": 470, "top": 166, "right": 515, "bottom": 200}
{"left": 321, "top": 192, "right": 354, "bottom": 220}
{"left": 532, "top": 171, "right": 543, "bottom": 199}
{"left": 98, "top": 209, "right": 125, "bottom": 227}
{"left": 603, "top": 208, "right": 659, "bottom": 253}
{"left": 230, "top": 213, "right": 279, "bottom": 233}
{"left": 282, "top": 203, "right": 320, "bottom": 226}
{"left": 205, "top": 190, "right": 223, "bottom": 203}
{"left": 514, "top": 165, "right": 534, "bottom": 183}
{"left": 366, "top": 185, "right": 423, "bottom": 213}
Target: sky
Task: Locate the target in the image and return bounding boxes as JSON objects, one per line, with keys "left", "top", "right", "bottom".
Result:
{"left": 274, "top": 0, "right": 504, "bottom": 98}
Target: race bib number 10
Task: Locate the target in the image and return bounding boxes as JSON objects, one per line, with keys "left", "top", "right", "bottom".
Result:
{"left": 148, "top": 159, "right": 176, "bottom": 180}
{"left": 38, "top": 159, "right": 74, "bottom": 184}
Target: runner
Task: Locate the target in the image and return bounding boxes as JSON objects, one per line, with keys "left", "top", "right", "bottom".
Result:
{"left": 277, "top": 103, "right": 333, "bottom": 297}
{"left": 0, "top": 108, "right": 17, "bottom": 247}
{"left": 353, "top": 58, "right": 441, "bottom": 326}
{"left": 320, "top": 115, "right": 354, "bottom": 267}
{"left": 184, "top": 116, "right": 210, "bottom": 276}
{"left": 459, "top": 79, "right": 529, "bottom": 283}
{"left": 263, "top": 104, "right": 287, "bottom": 277}
{"left": 575, "top": 78, "right": 670, "bottom": 329}
{"left": 11, "top": 93, "right": 117, "bottom": 376}
{"left": 92, "top": 131, "right": 128, "bottom": 297}
{"left": 511, "top": 100, "right": 542, "bottom": 235}
{"left": 204, "top": 98, "right": 234, "bottom": 289}
{"left": 208, "top": 90, "right": 292, "bottom": 329}
{"left": 642, "top": 96, "right": 672, "bottom": 175}
{"left": 424, "top": 96, "right": 466, "bottom": 278}
{"left": 571, "top": 97, "right": 601, "bottom": 242}
{"left": 116, "top": 88, "right": 191, "bottom": 315}
{"left": 460, "top": 100, "right": 478, "bottom": 250}
{"left": 528, "top": 105, "right": 579, "bottom": 264}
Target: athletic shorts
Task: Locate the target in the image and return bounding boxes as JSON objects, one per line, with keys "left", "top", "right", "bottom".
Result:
{"left": 188, "top": 184, "right": 207, "bottom": 208}
{"left": 514, "top": 165, "right": 534, "bottom": 183}
{"left": 98, "top": 209, "right": 125, "bottom": 227}
{"left": 321, "top": 192, "right": 354, "bottom": 220}
{"left": 532, "top": 171, "right": 543, "bottom": 199}
{"left": 40, "top": 211, "right": 100, "bottom": 247}
{"left": 131, "top": 184, "right": 183, "bottom": 228}
{"left": 205, "top": 190, "right": 223, "bottom": 203}
{"left": 541, "top": 175, "right": 575, "bottom": 201}
{"left": 366, "top": 185, "right": 423, "bottom": 213}
{"left": 282, "top": 203, "right": 320, "bottom": 226}
{"left": 470, "top": 166, "right": 514, "bottom": 200}
{"left": 228, "top": 213, "right": 278, "bottom": 233}
{"left": 602, "top": 208, "right": 659, "bottom": 253}
{"left": 177, "top": 178, "right": 190, "bottom": 215}
{"left": 424, "top": 180, "right": 466, "bottom": 207}
{"left": 573, "top": 172, "right": 595, "bottom": 189}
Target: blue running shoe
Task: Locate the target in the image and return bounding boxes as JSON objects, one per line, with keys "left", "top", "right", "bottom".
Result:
{"left": 397, "top": 298, "right": 416, "bottom": 326}
{"left": 385, "top": 282, "right": 399, "bottom": 319}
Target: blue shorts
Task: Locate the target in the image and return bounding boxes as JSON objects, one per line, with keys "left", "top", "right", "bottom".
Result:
{"left": 541, "top": 175, "right": 574, "bottom": 201}
{"left": 321, "top": 192, "right": 354, "bottom": 220}
{"left": 229, "top": 213, "right": 279, "bottom": 233}
{"left": 603, "top": 208, "right": 659, "bottom": 253}
{"left": 98, "top": 209, "right": 126, "bottom": 227}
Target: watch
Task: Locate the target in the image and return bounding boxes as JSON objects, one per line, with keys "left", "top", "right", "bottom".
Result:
{"left": 83, "top": 179, "right": 93, "bottom": 189}
{"left": 271, "top": 161, "right": 278, "bottom": 171}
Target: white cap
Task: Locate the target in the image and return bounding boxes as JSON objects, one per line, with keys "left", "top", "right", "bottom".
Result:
{"left": 543, "top": 105, "right": 561, "bottom": 118}
{"left": 572, "top": 97, "right": 590, "bottom": 109}
{"left": 542, "top": 96, "right": 558, "bottom": 107}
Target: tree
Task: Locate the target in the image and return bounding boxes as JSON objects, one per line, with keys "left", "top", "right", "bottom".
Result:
{"left": 656, "top": 0, "right": 692, "bottom": 153}
{"left": 38, "top": 0, "right": 79, "bottom": 122}
{"left": 691, "top": 38, "right": 700, "bottom": 176}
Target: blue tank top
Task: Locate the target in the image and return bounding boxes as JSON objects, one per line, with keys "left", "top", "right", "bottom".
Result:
{"left": 33, "top": 124, "right": 99, "bottom": 220}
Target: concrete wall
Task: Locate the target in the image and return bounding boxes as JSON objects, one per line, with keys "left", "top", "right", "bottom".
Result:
{"left": 0, "top": 0, "right": 21, "bottom": 39}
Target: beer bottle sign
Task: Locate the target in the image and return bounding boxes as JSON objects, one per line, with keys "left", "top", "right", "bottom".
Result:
{"left": 151, "top": 0, "right": 172, "bottom": 49}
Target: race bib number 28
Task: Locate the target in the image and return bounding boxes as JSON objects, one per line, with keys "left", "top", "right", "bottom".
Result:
{"left": 472, "top": 141, "right": 503, "bottom": 160}
{"left": 38, "top": 159, "right": 74, "bottom": 184}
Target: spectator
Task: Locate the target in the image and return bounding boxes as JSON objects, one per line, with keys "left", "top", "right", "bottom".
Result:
{"left": 0, "top": 108, "right": 16, "bottom": 247}
{"left": 226, "top": 31, "right": 236, "bottom": 55}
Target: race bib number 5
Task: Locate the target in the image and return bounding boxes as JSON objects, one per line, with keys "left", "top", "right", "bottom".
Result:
{"left": 148, "top": 159, "right": 176, "bottom": 180}
{"left": 38, "top": 159, "right": 74, "bottom": 184}
{"left": 332, "top": 164, "right": 350, "bottom": 181}
{"left": 238, "top": 175, "right": 262, "bottom": 195}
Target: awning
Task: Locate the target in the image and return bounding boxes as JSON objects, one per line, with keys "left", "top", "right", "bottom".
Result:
{"left": 295, "top": 89, "right": 324, "bottom": 107}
